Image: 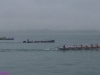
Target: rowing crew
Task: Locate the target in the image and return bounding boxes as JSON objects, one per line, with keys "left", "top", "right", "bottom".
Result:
{"left": 63, "top": 44, "right": 99, "bottom": 49}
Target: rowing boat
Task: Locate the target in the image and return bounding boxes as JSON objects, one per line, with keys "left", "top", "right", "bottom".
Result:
{"left": 23, "top": 39, "right": 55, "bottom": 43}
{"left": 58, "top": 47, "right": 100, "bottom": 50}
{"left": 0, "top": 37, "right": 14, "bottom": 40}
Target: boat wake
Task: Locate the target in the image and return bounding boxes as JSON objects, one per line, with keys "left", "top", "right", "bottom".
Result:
{"left": 0, "top": 48, "right": 58, "bottom": 52}
{"left": 0, "top": 42, "right": 22, "bottom": 43}
{"left": 45, "top": 48, "right": 58, "bottom": 51}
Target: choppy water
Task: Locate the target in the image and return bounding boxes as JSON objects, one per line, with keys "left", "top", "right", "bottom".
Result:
{"left": 0, "top": 31, "right": 100, "bottom": 75}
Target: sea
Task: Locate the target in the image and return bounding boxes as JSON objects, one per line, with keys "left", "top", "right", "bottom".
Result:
{"left": 0, "top": 30, "right": 100, "bottom": 75}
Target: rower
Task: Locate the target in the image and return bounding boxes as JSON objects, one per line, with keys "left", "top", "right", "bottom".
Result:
{"left": 80, "top": 44, "right": 83, "bottom": 48}
{"left": 74, "top": 45, "right": 76, "bottom": 48}
{"left": 85, "top": 44, "right": 88, "bottom": 48}
{"left": 90, "top": 44, "right": 93, "bottom": 48}
{"left": 75, "top": 45, "right": 77, "bottom": 48}
{"left": 63, "top": 44, "right": 66, "bottom": 49}
{"left": 27, "top": 39, "right": 29, "bottom": 43}
{"left": 95, "top": 44, "right": 98, "bottom": 48}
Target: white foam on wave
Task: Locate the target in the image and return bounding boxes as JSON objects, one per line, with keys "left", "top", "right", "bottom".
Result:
{"left": 45, "top": 48, "right": 58, "bottom": 51}
{"left": 45, "top": 49, "right": 50, "bottom": 50}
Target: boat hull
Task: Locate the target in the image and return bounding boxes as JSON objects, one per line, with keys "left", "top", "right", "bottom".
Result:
{"left": 58, "top": 47, "right": 100, "bottom": 50}
{"left": 23, "top": 40, "right": 55, "bottom": 43}
{"left": 0, "top": 37, "right": 14, "bottom": 40}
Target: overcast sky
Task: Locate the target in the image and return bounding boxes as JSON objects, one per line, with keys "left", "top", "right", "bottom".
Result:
{"left": 0, "top": 0, "right": 100, "bottom": 30}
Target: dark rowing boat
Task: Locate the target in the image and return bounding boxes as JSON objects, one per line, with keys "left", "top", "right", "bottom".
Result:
{"left": 23, "top": 39, "right": 55, "bottom": 43}
{"left": 0, "top": 37, "right": 14, "bottom": 40}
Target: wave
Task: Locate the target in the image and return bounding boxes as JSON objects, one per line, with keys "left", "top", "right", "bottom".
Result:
{"left": 0, "top": 48, "right": 99, "bottom": 52}
{"left": 0, "top": 42, "right": 22, "bottom": 43}
{"left": 0, "top": 48, "right": 58, "bottom": 52}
